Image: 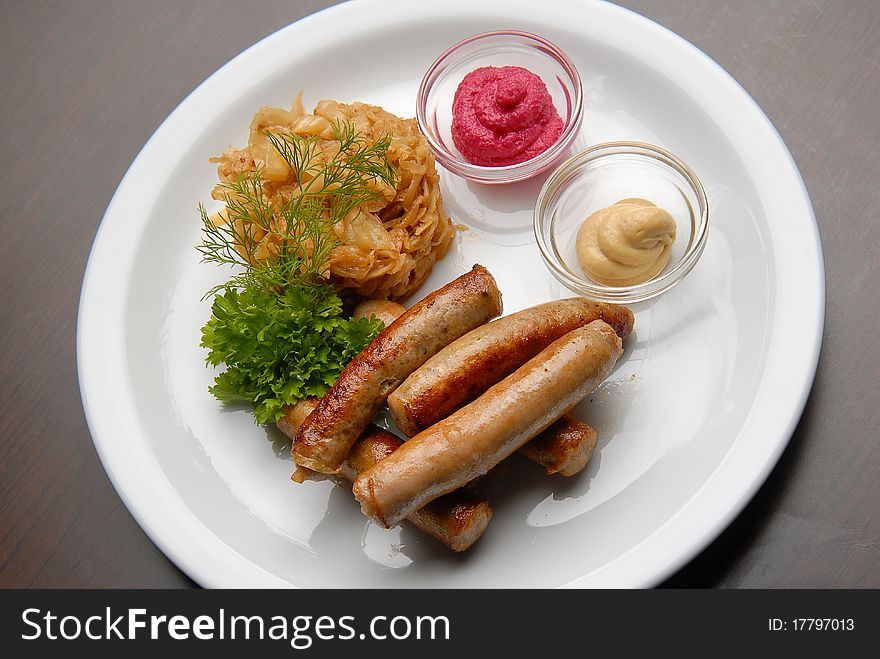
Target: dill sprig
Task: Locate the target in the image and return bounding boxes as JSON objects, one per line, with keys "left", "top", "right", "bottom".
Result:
{"left": 198, "top": 120, "right": 398, "bottom": 296}
{"left": 197, "top": 119, "right": 396, "bottom": 424}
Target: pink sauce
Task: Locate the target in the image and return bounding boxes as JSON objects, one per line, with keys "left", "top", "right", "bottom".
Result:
{"left": 451, "top": 66, "right": 564, "bottom": 167}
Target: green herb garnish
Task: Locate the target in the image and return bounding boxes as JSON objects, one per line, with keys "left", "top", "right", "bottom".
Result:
{"left": 198, "top": 122, "right": 397, "bottom": 295}
{"left": 201, "top": 285, "right": 382, "bottom": 424}
{"left": 198, "top": 121, "right": 397, "bottom": 423}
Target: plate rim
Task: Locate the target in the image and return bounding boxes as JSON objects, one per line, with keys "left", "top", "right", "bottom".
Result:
{"left": 77, "top": 0, "right": 825, "bottom": 588}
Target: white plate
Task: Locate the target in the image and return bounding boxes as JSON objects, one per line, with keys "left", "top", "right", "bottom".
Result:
{"left": 77, "top": 0, "right": 823, "bottom": 587}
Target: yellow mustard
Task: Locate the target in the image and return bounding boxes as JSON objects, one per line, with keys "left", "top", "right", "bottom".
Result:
{"left": 575, "top": 198, "right": 677, "bottom": 286}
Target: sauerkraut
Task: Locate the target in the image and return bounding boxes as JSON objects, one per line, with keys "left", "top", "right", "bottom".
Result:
{"left": 210, "top": 95, "right": 455, "bottom": 300}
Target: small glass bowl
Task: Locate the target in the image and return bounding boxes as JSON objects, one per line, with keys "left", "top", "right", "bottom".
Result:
{"left": 416, "top": 30, "right": 583, "bottom": 184}
{"left": 534, "top": 142, "right": 709, "bottom": 303}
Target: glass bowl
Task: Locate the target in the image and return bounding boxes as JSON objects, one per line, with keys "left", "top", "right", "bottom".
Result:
{"left": 416, "top": 30, "right": 583, "bottom": 184}
{"left": 534, "top": 141, "right": 709, "bottom": 303}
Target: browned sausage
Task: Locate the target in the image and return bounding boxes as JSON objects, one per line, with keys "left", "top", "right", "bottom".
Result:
{"left": 388, "top": 297, "right": 633, "bottom": 435}
{"left": 280, "top": 400, "right": 491, "bottom": 551}
{"left": 352, "top": 299, "right": 408, "bottom": 327}
{"left": 341, "top": 430, "right": 492, "bottom": 552}
{"left": 358, "top": 297, "right": 606, "bottom": 477}
{"left": 353, "top": 320, "right": 623, "bottom": 528}
{"left": 518, "top": 416, "right": 598, "bottom": 477}
{"left": 292, "top": 265, "right": 503, "bottom": 473}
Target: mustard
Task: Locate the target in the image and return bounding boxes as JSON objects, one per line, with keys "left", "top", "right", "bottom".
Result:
{"left": 575, "top": 198, "right": 677, "bottom": 286}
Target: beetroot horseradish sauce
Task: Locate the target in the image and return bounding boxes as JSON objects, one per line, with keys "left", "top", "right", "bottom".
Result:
{"left": 450, "top": 66, "right": 564, "bottom": 167}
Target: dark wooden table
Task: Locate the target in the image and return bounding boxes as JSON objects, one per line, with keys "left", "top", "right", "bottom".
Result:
{"left": 2, "top": 0, "right": 877, "bottom": 588}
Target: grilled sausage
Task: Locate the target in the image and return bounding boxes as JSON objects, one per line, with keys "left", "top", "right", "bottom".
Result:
{"left": 281, "top": 400, "right": 491, "bottom": 551}
{"left": 292, "top": 265, "right": 503, "bottom": 473}
{"left": 518, "top": 416, "right": 598, "bottom": 477}
{"left": 388, "top": 297, "right": 633, "bottom": 436}
{"left": 340, "top": 430, "right": 492, "bottom": 552}
{"left": 359, "top": 297, "right": 608, "bottom": 477}
{"left": 353, "top": 320, "right": 623, "bottom": 528}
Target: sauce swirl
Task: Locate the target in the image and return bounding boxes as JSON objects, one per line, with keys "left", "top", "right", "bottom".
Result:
{"left": 576, "top": 198, "right": 677, "bottom": 286}
{"left": 451, "top": 66, "right": 563, "bottom": 166}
